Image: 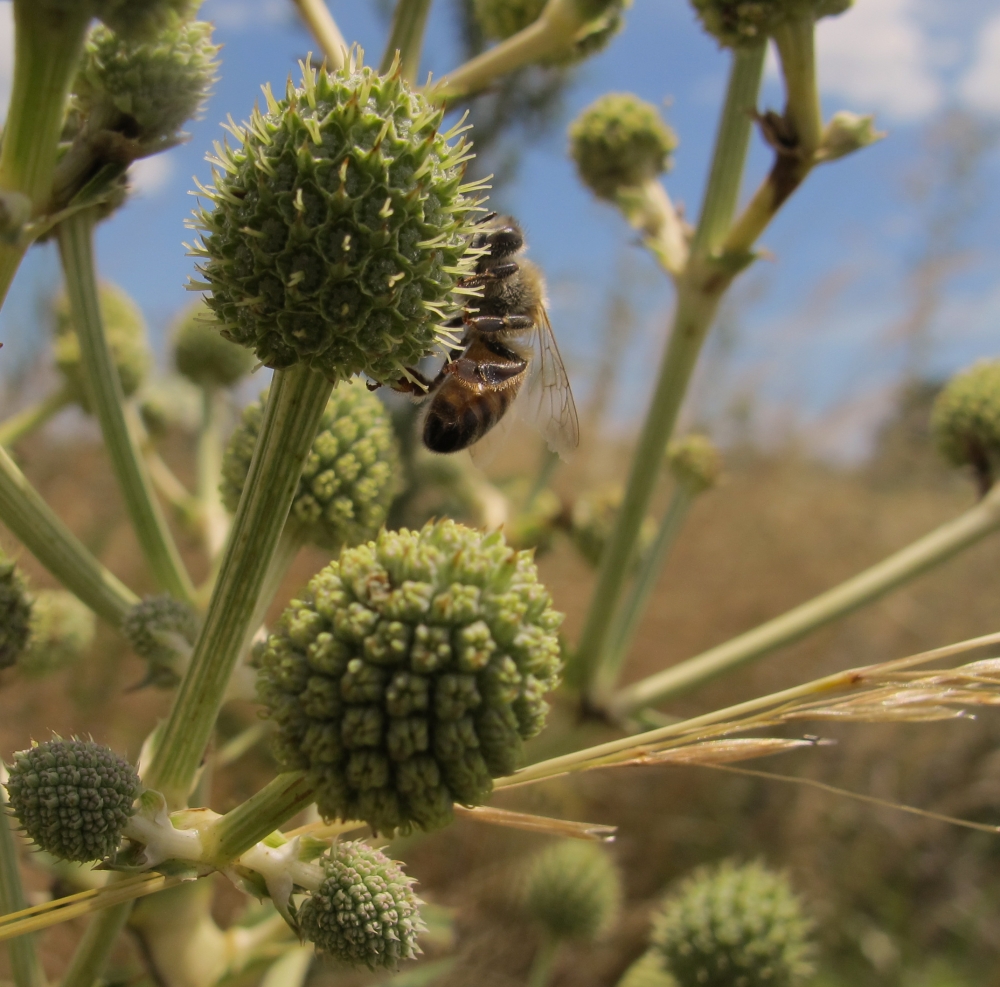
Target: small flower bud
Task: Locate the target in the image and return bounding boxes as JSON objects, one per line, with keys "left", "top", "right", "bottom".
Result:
{"left": 474, "top": 0, "right": 546, "bottom": 40}
{"left": 221, "top": 381, "right": 400, "bottom": 550}
{"left": 298, "top": 840, "right": 425, "bottom": 970}
{"left": 571, "top": 486, "right": 655, "bottom": 569}
{"left": 524, "top": 840, "right": 622, "bottom": 942}
{"left": 690, "top": 0, "right": 852, "bottom": 48}
{"left": 172, "top": 301, "right": 255, "bottom": 389}
{"left": 0, "top": 556, "right": 32, "bottom": 671}
{"left": 20, "top": 590, "right": 96, "bottom": 678}
{"left": 667, "top": 435, "right": 721, "bottom": 494}
{"left": 258, "top": 520, "right": 564, "bottom": 834}
{"left": 122, "top": 595, "right": 200, "bottom": 687}
{"left": 138, "top": 376, "right": 202, "bottom": 437}
{"left": 817, "top": 111, "right": 884, "bottom": 162}
{"left": 54, "top": 282, "right": 151, "bottom": 412}
{"left": 570, "top": 93, "right": 677, "bottom": 200}
{"left": 191, "top": 53, "right": 485, "bottom": 384}
{"left": 5, "top": 738, "right": 141, "bottom": 862}
{"left": 617, "top": 952, "right": 678, "bottom": 987}
{"left": 651, "top": 860, "right": 815, "bottom": 987}
{"left": 931, "top": 360, "right": 1000, "bottom": 492}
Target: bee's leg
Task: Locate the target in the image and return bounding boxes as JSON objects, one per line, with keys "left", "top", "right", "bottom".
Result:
{"left": 464, "top": 313, "right": 534, "bottom": 335}
{"left": 371, "top": 367, "right": 435, "bottom": 395}
{"left": 444, "top": 354, "right": 527, "bottom": 390}
{"left": 457, "top": 261, "right": 519, "bottom": 289}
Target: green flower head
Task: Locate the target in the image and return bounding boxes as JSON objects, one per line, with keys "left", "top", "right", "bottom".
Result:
{"left": 190, "top": 52, "right": 486, "bottom": 384}
{"left": 0, "top": 556, "right": 31, "bottom": 672}
{"left": 122, "top": 595, "right": 200, "bottom": 687}
{"left": 20, "top": 591, "right": 96, "bottom": 678}
{"left": 258, "top": 520, "right": 564, "bottom": 834}
{"left": 667, "top": 435, "right": 722, "bottom": 494}
{"left": 690, "top": 0, "right": 853, "bottom": 48}
{"left": 5, "top": 738, "right": 140, "bottom": 862}
{"left": 931, "top": 359, "right": 1000, "bottom": 492}
{"left": 172, "top": 301, "right": 256, "bottom": 388}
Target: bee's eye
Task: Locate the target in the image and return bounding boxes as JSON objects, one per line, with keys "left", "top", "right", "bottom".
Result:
{"left": 487, "top": 229, "right": 523, "bottom": 257}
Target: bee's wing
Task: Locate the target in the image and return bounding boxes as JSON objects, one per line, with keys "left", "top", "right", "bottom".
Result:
{"left": 519, "top": 305, "right": 580, "bottom": 459}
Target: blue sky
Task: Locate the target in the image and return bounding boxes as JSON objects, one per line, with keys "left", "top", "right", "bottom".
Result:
{"left": 3, "top": 0, "right": 1000, "bottom": 458}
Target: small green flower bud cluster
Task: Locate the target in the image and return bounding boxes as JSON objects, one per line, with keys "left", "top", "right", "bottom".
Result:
{"left": 94, "top": 0, "right": 200, "bottom": 41}
{"left": 617, "top": 952, "right": 678, "bottom": 987}
{"left": 258, "top": 520, "right": 564, "bottom": 834}
{"left": 54, "top": 282, "right": 151, "bottom": 412}
{"left": 690, "top": 0, "right": 852, "bottom": 48}
{"left": 138, "top": 376, "right": 202, "bottom": 437}
{"left": 20, "top": 591, "right": 96, "bottom": 678}
{"left": 172, "top": 301, "right": 255, "bottom": 389}
{"left": 0, "top": 556, "right": 32, "bottom": 671}
{"left": 524, "top": 840, "right": 622, "bottom": 942}
{"left": 5, "top": 739, "right": 140, "bottom": 862}
{"left": 221, "top": 381, "right": 400, "bottom": 550}
{"left": 191, "top": 53, "right": 485, "bottom": 384}
{"left": 931, "top": 360, "right": 1000, "bottom": 491}
{"left": 571, "top": 486, "right": 655, "bottom": 569}
{"left": 651, "top": 860, "right": 815, "bottom": 987}
{"left": 122, "top": 595, "right": 200, "bottom": 687}
{"left": 570, "top": 93, "right": 677, "bottom": 200}
{"left": 667, "top": 435, "right": 722, "bottom": 494}
{"left": 298, "top": 840, "right": 424, "bottom": 970}
{"left": 474, "top": 0, "right": 546, "bottom": 40}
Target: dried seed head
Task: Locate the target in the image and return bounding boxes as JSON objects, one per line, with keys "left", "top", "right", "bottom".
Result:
{"left": 0, "top": 556, "right": 32, "bottom": 671}
{"left": 931, "top": 359, "right": 1000, "bottom": 491}
{"left": 690, "top": 0, "right": 852, "bottom": 48}
{"left": 172, "top": 301, "right": 255, "bottom": 388}
{"left": 20, "top": 591, "right": 96, "bottom": 678}
{"left": 667, "top": 435, "right": 721, "bottom": 493}
{"left": 258, "top": 520, "right": 564, "bottom": 834}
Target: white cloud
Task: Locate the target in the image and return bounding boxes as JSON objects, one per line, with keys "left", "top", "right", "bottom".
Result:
{"left": 128, "top": 154, "right": 175, "bottom": 197}
{"left": 958, "top": 12, "right": 1000, "bottom": 114}
{"left": 0, "top": 4, "right": 13, "bottom": 124}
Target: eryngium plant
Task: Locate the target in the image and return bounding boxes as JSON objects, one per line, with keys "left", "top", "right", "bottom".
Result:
{"left": 691, "top": 0, "right": 852, "bottom": 47}
{"left": 171, "top": 301, "right": 255, "bottom": 388}
{"left": 0, "top": 555, "right": 32, "bottom": 670}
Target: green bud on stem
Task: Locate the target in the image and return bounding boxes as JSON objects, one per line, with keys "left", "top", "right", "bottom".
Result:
{"left": 932, "top": 360, "right": 1000, "bottom": 495}
{"left": 20, "top": 590, "right": 96, "bottom": 678}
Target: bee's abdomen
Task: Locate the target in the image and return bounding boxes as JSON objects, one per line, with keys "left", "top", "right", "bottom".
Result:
{"left": 423, "top": 382, "right": 512, "bottom": 453}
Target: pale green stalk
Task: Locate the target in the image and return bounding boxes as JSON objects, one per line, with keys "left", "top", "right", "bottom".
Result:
{"left": 0, "top": 443, "right": 138, "bottom": 625}
{"left": 197, "top": 388, "right": 229, "bottom": 557}
{"left": 143, "top": 366, "right": 333, "bottom": 810}
{"left": 526, "top": 936, "right": 560, "bottom": 987}
{"left": 0, "top": 388, "right": 71, "bottom": 447}
{"left": 260, "top": 945, "right": 313, "bottom": 987}
{"left": 289, "top": 0, "right": 347, "bottom": 69}
{"left": 573, "top": 45, "right": 766, "bottom": 703}
{"left": 610, "top": 481, "right": 1000, "bottom": 718}
{"left": 59, "top": 902, "right": 131, "bottom": 987}
{"left": 57, "top": 209, "right": 195, "bottom": 603}
{"left": 380, "top": 0, "right": 433, "bottom": 83}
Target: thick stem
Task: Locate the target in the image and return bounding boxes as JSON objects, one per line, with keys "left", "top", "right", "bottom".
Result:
{"left": 288, "top": 0, "right": 347, "bottom": 70}
{"left": 60, "top": 902, "right": 131, "bottom": 987}
{"left": 771, "top": 16, "right": 822, "bottom": 158}
{"left": 380, "top": 0, "right": 433, "bottom": 84}
{"left": 526, "top": 936, "right": 560, "bottom": 987}
{"left": 612, "top": 179, "right": 689, "bottom": 278}
{"left": 0, "top": 388, "right": 70, "bottom": 448}
{"left": 197, "top": 388, "right": 229, "bottom": 558}
{"left": 57, "top": 210, "right": 195, "bottom": 604}
{"left": 591, "top": 482, "right": 697, "bottom": 703}
{"left": 0, "top": 443, "right": 138, "bottom": 625}
{"left": 143, "top": 367, "right": 333, "bottom": 809}
{"left": 611, "top": 483, "right": 1000, "bottom": 718}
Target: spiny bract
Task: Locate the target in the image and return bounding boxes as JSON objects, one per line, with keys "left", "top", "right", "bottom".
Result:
{"left": 297, "top": 840, "right": 425, "bottom": 970}
{"left": 0, "top": 556, "right": 31, "bottom": 671}
{"left": 5, "top": 738, "right": 140, "bottom": 862}
{"left": 190, "top": 52, "right": 485, "bottom": 384}
{"left": 20, "top": 590, "right": 96, "bottom": 678}
{"left": 258, "top": 520, "right": 564, "bottom": 834}
{"left": 690, "top": 0, "right": 852, "bottom": 48}
{"left": 221, "top": 381, "right": 400, "bottom": 550}
{"left": 931, "top": 359, "right": 1000, "bottom": 490}
{"left": 651, "top": 860, "right": 815, "bottom": 987}
{"left": 172, "top": 301, "right": 255, "bottom": 388}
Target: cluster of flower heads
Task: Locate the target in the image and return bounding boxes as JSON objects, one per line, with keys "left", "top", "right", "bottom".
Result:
{"left": 257, "top": 520, "right": 564, "bottom": 834}
{"left": 690, "top": 0, "right": 852, "bottom": 48}
{"left": 190, "top": 51, "right": 486, "bottom": 384}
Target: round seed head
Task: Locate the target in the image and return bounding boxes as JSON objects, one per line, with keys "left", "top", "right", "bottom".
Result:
{"left": 191, "top": 52, "right": 485, "bottom": 384}
{"left": 221, "top": 381, "right": 400, "bottom": 550}
{"left": 570, "top": 93, "right": 677, "bottom": 199}
{"left": 651, "top": 860, "right": 815, "bottom": 987}
{"left": 258, "top": 519, "right": 564, "bottom": 834}
{"left": 122, "top": 595, "right": 200, "bottom": 687}
{"left": 0, "top": 557, "right": 31, "bottom": 671}
{"left": 690, "top": 0, "right": 853, "bottom": 48}
{"left": 54, "top": 282, "right": 151, "bottom": 411}
{"left": 298, "top": 840, "right": 425, "bottom": 970}
{"left": 524, "top": 840, "right": 622, "bottom": 942}
{"left": 667, "top": 435, "right": 721, "bottom": 493}
{"left": 172, "top": 301, "right": 255, "bottom": 388}
{"left": 20, "top": 591, "right": 96, "bottom": 678}
{"left": 570, "top": 486, "right": 655, "bottom": 569}
{"left": 931, "top": 360, "right": 1000, "bottom": 490}
{"left": 5, "top": 738, "right": 140, "bottom": 862}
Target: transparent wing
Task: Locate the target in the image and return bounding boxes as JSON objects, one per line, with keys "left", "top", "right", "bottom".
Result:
{"left": 519, "top": 305, "right": 580, "bottom": 459}
{"left": 467, "top": 407, "right": 515, "bottom": 470}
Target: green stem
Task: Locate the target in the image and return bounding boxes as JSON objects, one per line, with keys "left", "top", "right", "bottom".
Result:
{"left": 771, "top": 15, "right": 822, "bottom": 157}
{"left": 201, "top": 771, "right": 316, "bottom": 866}
{"left": 572, "top": 44, "right": 766, "bottom": 705}
{"left": 0, "top": 1, "right": 91, "bottom": 310}
{"left": 143, "top": 367, "right": 334, "bottom": 810}
{"left": 526, "top": 447, "right": 560, "bottom": 511}
{"left": 57, "top": 209, "right": 195, "bottom": 604}
{"left": 289, "top": 0, "right": 347, "bottom": 70}
{"left": 59, "top": 901, "right": 131, "bottom": 987}
{"left": 610, "top": 482, "right": 1000, "bottom": 718}
{"left": 0, "top": 443, "right": 138, "bottom": 625}
{"left": 197, "top": 388, "right": 229, "bottom": 558}
{"left": 0, "top": 388, "right": 71, "bottom": 447}
{"left": 591, "top": 481, "right": 698, "bottom": 701}
{"left": 526, "top": 936, "right": 560, "bottom": 987}
{"left": 0, "top": 769, "right": 46, "bottom": 987}
{"left": 380, "top": 0, "right": 433, "bottom": 84}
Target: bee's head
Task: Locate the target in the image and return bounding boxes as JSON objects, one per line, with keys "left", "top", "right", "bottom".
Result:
{"left": 472, "top": 213, "right": 524, "bottom": 259}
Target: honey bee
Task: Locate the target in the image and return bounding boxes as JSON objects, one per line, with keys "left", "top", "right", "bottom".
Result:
{"left": 383, "top": 214, "right": 579, "bottom": 459}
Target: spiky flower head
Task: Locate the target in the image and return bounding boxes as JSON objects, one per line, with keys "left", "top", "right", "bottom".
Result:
{"left": 222, "top": 382, "right": 400, "bottom": 549}
{"left": 54, "top": 282, "right": 151, "bottom": 412}
{"left": 5, "top": 739, "right": 140, "bottom": 862}
{"left": 931, "top": 360, "right": 1000, "bottom": 493}
{"left": 20, "top": 591, "right": 96, "bottom": 678}
{"left": 690, "top": 0, "right": 852, "bottom": 48}
{"left": 0, "top": 556, "right": 32, "bottom": 672}
{"left": 667, "top": 435, "right": 721, "bottom": 494}
{"left": 190, "top": 52, "right": 485, "bottom": 384}
{"left": 172, "top": 301, "right": 255, "bottom": 388}
{"left": 122, "top": 595, "right": 200, "bottom": 687}
{"left": 524, "top": 840, "right": 622, "bottom": 942}
{"left": 570, "top": 93, "right": 677, "bottom": 200}
{"left": 94, "top": 0, "right": 201, "bottom": 40}
{"left": 258, "top": 520, "right": 564, "bottom": 834}
{"left": 651, "top": 860, "right": 815, "bottom": 987}
{"left": 571, "top": 486, "right": 655, "bottom": 568}
{"left": 298, "top": 840, "right": 425, "bottom": 969}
